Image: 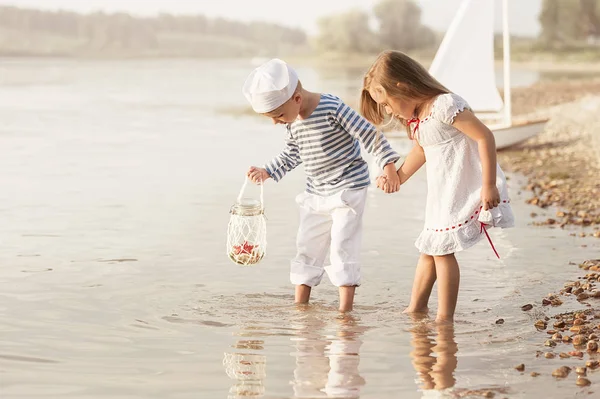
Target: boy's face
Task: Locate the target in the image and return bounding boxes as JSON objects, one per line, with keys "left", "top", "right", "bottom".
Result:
{"left": 263, "top": 93, "right": 302, "bottom": 124}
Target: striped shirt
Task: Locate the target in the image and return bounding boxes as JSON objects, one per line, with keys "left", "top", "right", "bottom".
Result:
{"left": 264, "top": 94, "right": 400, "bottom": 196}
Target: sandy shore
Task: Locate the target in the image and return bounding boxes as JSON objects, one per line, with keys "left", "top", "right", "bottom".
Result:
{"left": 496, "top": 79, "right": 600, "bottom": 390}
{"left": 498, "top": 79, "right": 600, "bottom": 235}
{"left": 510, "top": 78, "right": 600, "bottom": 119}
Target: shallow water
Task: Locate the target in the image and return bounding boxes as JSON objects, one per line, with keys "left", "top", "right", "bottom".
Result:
{"left": 0, "top": 59, "right": 599, "bottom": 398}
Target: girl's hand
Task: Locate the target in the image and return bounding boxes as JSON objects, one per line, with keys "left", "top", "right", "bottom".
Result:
{"left": 247, "top": 166, "right": 270, "bottom": 184}
{"left": 481, "top": 184, "right": 500, "bottom": 210}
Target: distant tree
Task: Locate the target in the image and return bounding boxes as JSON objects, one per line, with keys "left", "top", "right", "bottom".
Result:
{"left": 373, "top": 0, "right": 435, "bottom": 51}
{"left": 580, "top": 0, "right": 600, "bottom": 39}
{"left": 314, "top": 9, "right": 377, "bottom": 53}
{"left": 539, "top": 0, "right": 560, "bottom": 43}
{"left": 539, "top": 0, "right": 595, "bottom": 44}
{"left": 558, "top": 0, "right": 586, "bottom": 40}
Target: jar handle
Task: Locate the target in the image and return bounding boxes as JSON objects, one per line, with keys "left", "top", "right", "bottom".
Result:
{"left": 237, "top": 177, "right": 264, "bottom": 209}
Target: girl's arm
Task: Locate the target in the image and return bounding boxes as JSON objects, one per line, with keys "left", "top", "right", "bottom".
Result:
{"left": 452, "top": 109, "right": 500, "bottom": 210}
{"left": 397, "top": 142, "right": 426, "bottom": 184}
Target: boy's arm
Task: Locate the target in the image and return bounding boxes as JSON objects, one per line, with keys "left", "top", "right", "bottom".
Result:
{"left": 334, "top": 102, "right": 400, "bottom": 169}
{"left": 263, "top": 128, "right": 302, "bottom": 182}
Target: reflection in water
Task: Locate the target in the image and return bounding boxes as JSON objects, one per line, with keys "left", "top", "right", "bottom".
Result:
{"left": 291, "top": 310, "right": 366, "bottom": 398}
{"left": 223, "top": 337, "right": 267, "bottom": 398}
{"left": 409, "top": 320, "right": 458, "bottom": 397}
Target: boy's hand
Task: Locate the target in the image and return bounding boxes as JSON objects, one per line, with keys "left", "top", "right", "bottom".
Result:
{"left": 247, "top": 166, "right": 270, "bottom": 184}
{"left": 376, "top": 175, "right": 388, "bottom": 191}
{"left": 382, "top": 162, "right": 400, "bottom": 193}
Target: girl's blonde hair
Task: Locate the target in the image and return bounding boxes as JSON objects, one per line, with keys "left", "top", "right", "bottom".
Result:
{"left": 360, "top": 51, "right": 449, "bottom": 138}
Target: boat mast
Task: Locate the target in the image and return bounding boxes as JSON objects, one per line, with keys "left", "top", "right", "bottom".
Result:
{"left": 502, "top": 0, "right": 512, "bottom": 126}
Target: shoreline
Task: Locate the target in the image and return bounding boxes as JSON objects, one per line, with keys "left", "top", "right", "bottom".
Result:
{"left": 283, "top": 54, "right": 600, "bottom": 73}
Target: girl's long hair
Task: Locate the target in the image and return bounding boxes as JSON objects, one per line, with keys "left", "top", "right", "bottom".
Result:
{"left": 360, "top": 50, "right": 449, "bottom": 139}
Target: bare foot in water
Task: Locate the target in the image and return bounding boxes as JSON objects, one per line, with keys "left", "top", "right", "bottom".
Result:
{"left": 435, "top": 315, "right": 454, "bottom": 325}
{"left": 403, "top": 307, "right": 429, "bottom": 315}
{"left": 403, "top": 307, "right": 430, "bottom": 322}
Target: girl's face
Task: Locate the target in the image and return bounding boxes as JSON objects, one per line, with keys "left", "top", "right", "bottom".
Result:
{"left": 368, "top": 85, "right": 416, "bottom": 120}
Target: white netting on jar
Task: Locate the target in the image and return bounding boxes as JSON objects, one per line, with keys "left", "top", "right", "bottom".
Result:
{"left": 226, "top": 178, "right": 267, "bottom": 266}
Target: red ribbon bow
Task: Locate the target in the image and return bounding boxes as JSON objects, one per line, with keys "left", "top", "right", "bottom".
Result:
{"left": 407, "top": 118, "right": 420, "bottom": 140}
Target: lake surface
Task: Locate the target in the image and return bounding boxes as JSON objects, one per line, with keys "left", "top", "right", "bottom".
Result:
{"left": 0, "top": 58, "right": 599, "bottom": 398}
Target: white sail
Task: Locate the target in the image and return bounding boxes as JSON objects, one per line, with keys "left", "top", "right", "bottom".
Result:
{"left": 429, "top": 0, "right": 503, "bottom": 113}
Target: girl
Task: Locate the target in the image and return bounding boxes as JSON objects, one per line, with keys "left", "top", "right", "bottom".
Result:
{"left": 360, "top": 51, "right": 514, "bottom": 322}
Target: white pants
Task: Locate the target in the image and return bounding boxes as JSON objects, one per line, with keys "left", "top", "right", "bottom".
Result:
{"left": 291, "top": 188, "right": 368, "bottom": 287}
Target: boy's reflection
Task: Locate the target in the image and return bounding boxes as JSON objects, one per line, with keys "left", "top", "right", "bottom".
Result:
{"left": 291, "top": 311, "right": 366, "bottom": 398}
{"left": 409, "top": 319, "right": 458, "bottom": 395}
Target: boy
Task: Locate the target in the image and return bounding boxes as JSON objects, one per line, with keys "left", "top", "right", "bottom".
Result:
{"left": 243, "top": 58, "right": 400, "bottom": 312}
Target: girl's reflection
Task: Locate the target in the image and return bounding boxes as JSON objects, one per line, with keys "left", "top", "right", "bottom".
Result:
{"left": 409, "top": 319, "right": 458, "bottom": 396}
{"left": 291, "top": 310, "right": 366, "bottom": 398}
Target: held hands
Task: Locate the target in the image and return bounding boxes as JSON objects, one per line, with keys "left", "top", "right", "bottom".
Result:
{"left": 376, "top": 175, "right": 388, "bottom": 191}
{"left": 247, "top": 166, "right": 270, "bottom": 185}
{"left": 376, "top": 163, "right": 401, "bottom": 194}
{"left": 481, "top": 184, "right": 501, "bottom": 210}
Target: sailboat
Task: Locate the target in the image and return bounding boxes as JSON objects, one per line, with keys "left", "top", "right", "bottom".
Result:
{"left": 429, "top": 0, "right": 547, "bottom": 150}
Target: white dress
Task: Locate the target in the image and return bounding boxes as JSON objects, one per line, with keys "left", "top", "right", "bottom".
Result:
{"left": 412, "top": 93, "right": 515, "bottom": 256}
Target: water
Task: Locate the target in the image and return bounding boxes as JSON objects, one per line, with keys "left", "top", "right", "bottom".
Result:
{"left": 0, "top": 59, "right": 599, "bottom": 398}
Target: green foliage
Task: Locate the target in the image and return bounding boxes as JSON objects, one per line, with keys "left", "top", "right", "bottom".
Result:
{"left": 0, "top": 6, "right": 307, "bottom": 57}
{"left": 539, "top": 0, "right": 600, "bottom": 46}
{"left": 314, "top": 9, "right": 377, "bottom": 54}
{"left": 314, "top": 0, "right": 437, "bottom": 55}
{"left": 373, "top": 0, "right": 436, "bottom": 51}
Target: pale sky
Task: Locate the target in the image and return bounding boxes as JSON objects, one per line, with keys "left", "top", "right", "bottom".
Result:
{"left": 0, "top": 0, "right": 542, "bottom": 36}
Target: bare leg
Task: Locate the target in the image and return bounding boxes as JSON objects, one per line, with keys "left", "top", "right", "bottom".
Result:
{"left": 432, "top": 254, "right": 460, "bottom": 323}
{"left": 295, "top": 285, "right": 312, "bottom": 304}
{"left": 338, "top": 286, "right": 356, "bottom": 313}
{"left": 403, "top": 254, "right": 437, "bottom": 314}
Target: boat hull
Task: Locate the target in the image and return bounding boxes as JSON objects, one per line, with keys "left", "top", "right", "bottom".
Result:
{"left": 492, "top": 120, "right": 547, "bottom": 150}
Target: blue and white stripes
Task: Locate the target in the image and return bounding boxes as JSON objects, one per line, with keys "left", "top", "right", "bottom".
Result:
{"left": 265, "top": 94, "right": 400, "bottom": 196}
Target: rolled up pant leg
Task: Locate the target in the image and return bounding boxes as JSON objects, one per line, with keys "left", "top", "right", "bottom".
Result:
{"left": 290, "top": 193, "right": 331, "bottom": 287}
{"left": 325, "top": 189, "right": 367, "bottom": 287}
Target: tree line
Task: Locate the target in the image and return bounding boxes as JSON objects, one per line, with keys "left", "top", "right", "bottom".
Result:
{"left": 0, "top": 0, "right": 598, "bottom": 58}
{"left": 0, "top": 6, "right": 307, "bottom": 57}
